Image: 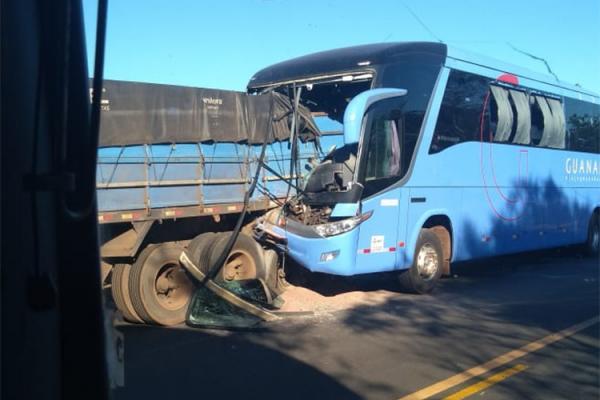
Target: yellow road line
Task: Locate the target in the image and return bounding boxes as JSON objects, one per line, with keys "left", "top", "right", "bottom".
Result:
{"left": 398, "top": 316, "right": 599, "bottom": 400}
{"left": 442, "top": 364, "right": 528, "bottom": 400}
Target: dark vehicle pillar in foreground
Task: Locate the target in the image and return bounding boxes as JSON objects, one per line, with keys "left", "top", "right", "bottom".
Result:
{"left": 1, "top": 0, "right": 110, "bottom": 399}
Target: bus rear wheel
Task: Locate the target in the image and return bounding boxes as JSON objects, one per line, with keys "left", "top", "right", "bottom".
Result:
{"left": 399, "top": 229, "right": 443, "bottom": 294}
{"left": 129, "top": 243, "right": 195, "bottom": 326}
{"left": 586, "top": 212, "right": 599, "bottom": 256}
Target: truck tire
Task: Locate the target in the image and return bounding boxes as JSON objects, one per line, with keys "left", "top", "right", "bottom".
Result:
{"left": 263, "top": 249, "right": 286, "bottom": 297}
{"left": 111, "top": 263, "right": 144, "bottom": 323}
{"left": 208, "top": 232, "right": 266, "bottom": 283}
{"left": 585, "top": 212, "right": 599, "bottom": 256}
{"left": 399, "top": 229, "right": 443, "bottom": 294}
{"left": 128, "top": 243, "right": 194, "bottom": 326}
{"left": 185, "top": 232, "right": 219, "bottom": 280}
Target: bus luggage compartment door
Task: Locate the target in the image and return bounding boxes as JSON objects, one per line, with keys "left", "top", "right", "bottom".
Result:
{"left": 355, "top": 188, "right": 403, "bottom": 274}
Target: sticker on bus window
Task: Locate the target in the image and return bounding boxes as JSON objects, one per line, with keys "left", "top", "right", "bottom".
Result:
{"left": 380, "top": 199, "right": 398, "bottom": 207}
{"left": 370, "top": 235, "right": 385, "bottom": 253}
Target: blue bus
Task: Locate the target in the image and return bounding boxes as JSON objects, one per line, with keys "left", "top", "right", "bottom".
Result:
{"left": 249, "top": 42, "right": 600, "bottom": 293}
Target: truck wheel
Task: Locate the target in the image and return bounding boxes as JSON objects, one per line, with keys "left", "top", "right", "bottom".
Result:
{"left": 586, "top": 212, "right": 599, "bottom": 256}
{"left": 111, "top": 264, "right": 144, "bottom": 323}
{"left": 208, "top": 232, "right": 266, "bottom": 283}
{"left": 129, "top": 243, "right": 195, "bottom": 326}
{"left": 263, "top": 249, "right": 286, "bottom": 297}
{"left": 399, "top": 229, "right": 443, "bottom": 294}
{"left": 185, "top": 232, "right": 219, "bottom": 280}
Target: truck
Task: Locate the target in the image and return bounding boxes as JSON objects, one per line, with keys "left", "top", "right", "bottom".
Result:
{"left": 97, "top": 79, "right": 342, "bottom": 326}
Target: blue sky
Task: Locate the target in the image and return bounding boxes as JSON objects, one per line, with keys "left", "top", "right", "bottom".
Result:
{"left": 83, "top": 0, "right": 600, "bottom": 93}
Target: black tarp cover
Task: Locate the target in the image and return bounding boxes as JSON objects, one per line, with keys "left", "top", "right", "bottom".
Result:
{"left": 97, "top": 80, "right": 319, "bottom": 147}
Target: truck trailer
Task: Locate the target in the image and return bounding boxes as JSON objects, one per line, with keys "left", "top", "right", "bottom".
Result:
{"left": 97, "top": 79, "right": 342, "bottom": 325}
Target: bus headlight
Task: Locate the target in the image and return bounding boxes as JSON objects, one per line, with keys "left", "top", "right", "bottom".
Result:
{"left": 313, "top": 211, "right": 373, "bottom": 237}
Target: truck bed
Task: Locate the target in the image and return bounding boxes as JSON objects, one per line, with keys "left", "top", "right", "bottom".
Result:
{"left": 96, "top": 135, "right": 343, "bottom": 224}
{"left": 94, "top": 79, "right": 344, "bottom": 224}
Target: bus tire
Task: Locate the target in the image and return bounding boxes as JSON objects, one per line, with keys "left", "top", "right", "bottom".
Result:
{"left": 129, "top": 243, "right": 195, "bottom": 326}
{"left": 399, "top": 229, "right": 443, "bottom": 294}
{"left": 208, "top": 232, "right": 266, "bottom": 283}
{"left": 585, "top": 212, "right": 599, "bottom": 256}
{"left": 111, "top": 263, "right": 144, "bottom": 323}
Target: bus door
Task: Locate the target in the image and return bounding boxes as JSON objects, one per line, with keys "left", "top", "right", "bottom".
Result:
{"left": 352, "top": 93, "right": 408, "bottom": 274}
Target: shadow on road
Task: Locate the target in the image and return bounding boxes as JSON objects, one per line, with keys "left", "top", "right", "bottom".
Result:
{"left": 114, "top": 323, "right": 363, "bottom": 400}
{"left": 335, "top": 247, "right": 600, "bottom": 399}
{"left": 115, "top": 246, "right": 599, "bottom": 400}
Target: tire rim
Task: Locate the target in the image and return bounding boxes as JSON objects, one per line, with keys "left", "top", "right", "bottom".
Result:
{"left": 222, "top": 249, "right": 257, "bottom": 281}
{"left": 416, "top": 243, "right": 439, "bottom": 281}
{"left": 154, "top": 263, "right": 194, "bottom": 310}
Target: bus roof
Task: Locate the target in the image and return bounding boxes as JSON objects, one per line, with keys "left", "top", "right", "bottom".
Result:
{"left": 247, "top": 41, "right": 598, "bottom": 99}
{"left": 247, "top": 42, "right": 446, "bottom": 90}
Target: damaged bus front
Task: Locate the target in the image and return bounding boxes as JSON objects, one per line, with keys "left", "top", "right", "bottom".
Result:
{"left": 251, "top": 41, "right": 600, "bottom": 296}
{"left": 249, "top": 42, "right": 446, "bottom": 291}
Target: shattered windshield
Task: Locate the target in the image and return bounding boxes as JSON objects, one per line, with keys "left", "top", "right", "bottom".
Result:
{"left": 313, "top": 113, "right": 343, "bottom": 134}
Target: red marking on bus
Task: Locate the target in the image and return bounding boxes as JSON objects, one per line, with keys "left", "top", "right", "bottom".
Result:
{"left": 363, "top": 249, "right": 371, "bottom": 254}
{"left": 488, "top": 123, "right": 520, "bottom": 204}
{"left": 497, "top": 73, "right": 519, "bottom": 85}
{"left": 398, "top": 241, "right": 405, "bottom": 247}
{"left": 479, "top": 91, "right": 526, "bottom": 222}
{"left": 389, "top": 247, "right": 396, "bottom": 252}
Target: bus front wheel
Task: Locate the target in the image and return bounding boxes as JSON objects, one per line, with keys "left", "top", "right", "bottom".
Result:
{"left": 399, "top": 229, "right": 443, "bottom": 294}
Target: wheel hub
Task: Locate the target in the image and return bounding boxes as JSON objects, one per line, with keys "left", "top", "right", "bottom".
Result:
{"left": 416, "top": 243, "right": 439, "bottom": 280}
{"left": 154, "top": 264, "right": 194, "bottom": 310}
{"left": 222, "top": 249, "right": 257, "bottom": 281}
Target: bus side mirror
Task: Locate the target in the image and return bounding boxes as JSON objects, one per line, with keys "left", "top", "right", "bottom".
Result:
{"left": 343, "top": 88, "right": 407, "bottom": 145}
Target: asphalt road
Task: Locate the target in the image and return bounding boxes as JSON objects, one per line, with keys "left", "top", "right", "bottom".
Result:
{"left": 113, "top": 247, "right": 599, "bottom": 400}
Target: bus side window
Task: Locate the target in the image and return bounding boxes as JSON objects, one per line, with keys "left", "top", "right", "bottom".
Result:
{"left": 509, "top": 89, "right": 531, "bottom": 145}
{"left": 536, "top": 95, "right": 566, "bottom": 149}
{"left": 364, "top": 118, "right": 401, "bottom": 181}
{"left": 489, "top": 86, "right": 531, "bottom": 145}
{"left": 489, "top": 85, "right": 514, "bottom": 142}
{"left": 429, "top": 70, "right": 489, "bottom": 154}
{"left": 530, "top": 96, "right": 544, "bottom": 146}
{"left": 359, "top": 98, "right": 406, "bottom": 198}
{"left": 565, "top": 98, "right": 599, "bottom": 154}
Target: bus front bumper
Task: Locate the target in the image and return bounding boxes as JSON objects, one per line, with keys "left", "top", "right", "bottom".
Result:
{"left": 267, "top": 219, "right": 358, "bottom": 276}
